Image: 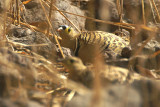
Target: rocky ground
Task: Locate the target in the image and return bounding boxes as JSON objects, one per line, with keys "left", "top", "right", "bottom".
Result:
{"left": 0, "top": 0, "right": 160, "bottom": 107}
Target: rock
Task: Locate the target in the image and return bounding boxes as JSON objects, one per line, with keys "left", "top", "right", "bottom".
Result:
{"left": 57, "top": 47, "right": 73, "bottom": 58}
{"left": 23, "top": 0, "right": 86, "bottom": 57}
{"left": 0, "top": 0, "right": 4, "bottom": 13}
{"left": 7, "top": 24, "right": 57, "bottom": 59}
{"left": 130, "top": 22, "right": 158, "bottom": 46}
{"left": 0, "top": 98, "right": 44, "bottom": 107}
{"left": 136, "top": 39, "right": 160, "bottom": 55}
{"left": 24, "top": 0, "right": 46, "bottom": 22}
{"left": 106, "top": 58, "right": 129, "bottom": 69}
{"left": 155, "top": 47, "right": 160, "bottom": 70}
{"left": 65, "top": 78, "right": 160, "bottom": 107}
{"left": 0, "top": 63, "right": 22, "bottom": 97}
{"left": 23, "top": 0, "right": 39, "bottom": 9}
{"left": 85, "top": 0, "right": 119, "bottom": 32}
{"left": 7, "top": 25, "right": 36, "bottom": 38}
{"left": 27, "top": 100, "right": 44, "bottom": 107}
{"left": 123, "top": 0, "right": 160, "bottom": 44}
{"left": 129, "top": 54, "right": 159, "bottom": 72}
{"left": 0, "top": 48, "right": 36, "bottom": 97}
{"left": 150, "top": 23, "right": 160, "bottom": 43}
{"left": 123, "top": 0, "right": 160, "bottom": 24}
{"left": 0, "top": 98, "right": 19, "bottom": 107}
{"left": 0, "top": 0, "right": 10, "bottom": 13}
{"left": 24, "top": 0, "right": 86, "bottom": 30}
{"left": 0, "top": 48, "right": 33, "bottom": 68}
{"left": 55, "top": 0, "right": 86, "bottom": 29}
{"left": 132, "top": 79, "right": 160, "bottom": 107}
{"left": 71, "top": 0, "right": 89, "bottom": 10}
{"left": 65, "top": 85, "right": 142, "bottom": 107}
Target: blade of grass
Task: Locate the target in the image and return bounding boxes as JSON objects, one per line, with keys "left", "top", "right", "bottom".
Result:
{"left": 151, "top": 0, "right": 160, "bottom": 22}
{"left": 39, "top": 0, "right": 65, "bottom": 58}
{"left": 142, "top": 0, "right": 146, "bottom": 25}
{"left": 116, "top": 0, "right": 121, "bottom": 16}
{"left": 6, "top": 16, "right": 62, "bottom": 40}
{"left": 149, "top": 0, "right": 157, "bottom": 23}
{"left": 44, "top": 1, "right": 135, "bottom": 30}
{"left": 16, "top": 0, "right": 20, "bottom": 25}
{"left": 46, "top": 0, "right": 55, "bottom": 37}
{"left": 43, "top": 0, "right": 81, "bottom": 33}
{"left": 120, "top": 0, "right": 123, "bottom": 23}
{"left": 22, "top": 0, "right": 32, "bottom": 4}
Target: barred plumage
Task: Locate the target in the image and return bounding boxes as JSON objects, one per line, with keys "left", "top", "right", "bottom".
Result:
{"left": 57, "top": 25, "right": 129, "bottom": 63}
{"left": 78, "top": 31, "right": 129, "bottom": 54}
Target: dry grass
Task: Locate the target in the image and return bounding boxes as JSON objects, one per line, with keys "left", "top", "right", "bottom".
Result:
{"left": 0, "top": 0, "right": 160, "bottom": 107}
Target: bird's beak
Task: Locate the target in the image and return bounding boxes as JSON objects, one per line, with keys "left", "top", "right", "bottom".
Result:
{"left": 57, "top": 27, "right": 63, "bottom": 32}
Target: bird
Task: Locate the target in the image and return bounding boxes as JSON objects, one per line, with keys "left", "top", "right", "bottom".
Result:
{"left": 57, "top": 25, "right": 129, "bottom": 63}
{"left": 61, "top": 56, "right": 94, "bottom": 88}
{"left": 61, "top": 56, "right": 132, "bottom": 88}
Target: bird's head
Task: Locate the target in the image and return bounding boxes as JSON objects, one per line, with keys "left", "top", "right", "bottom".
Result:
{"left": 57, "top": 25, "right": 77, "bottom": 39}
{"left": 61, "top": 56, "right": 87, "bottom": 72}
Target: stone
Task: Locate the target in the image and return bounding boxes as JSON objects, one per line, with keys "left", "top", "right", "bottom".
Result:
{"left": 7, "top": 24, "right": 57, "bottom": 59}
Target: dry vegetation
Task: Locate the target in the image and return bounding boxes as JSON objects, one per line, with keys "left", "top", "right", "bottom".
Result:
{"left": 0, "top": 0, "right": 160, "bottom": 107}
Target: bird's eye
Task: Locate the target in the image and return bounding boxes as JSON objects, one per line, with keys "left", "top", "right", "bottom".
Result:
{"left": 69, "top": 59, "right": 75, "bottom": 63}
{"left": 60, "top": 25, "right": 66, "bottom": 30}
{"left": 68, "top": 28, "right": 71, "bottom": 32}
